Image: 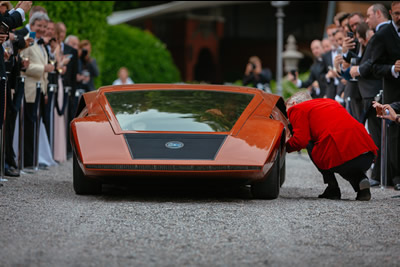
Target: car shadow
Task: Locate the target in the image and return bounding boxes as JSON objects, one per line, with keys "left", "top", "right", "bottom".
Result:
{"left": 98, "top": 182, "right": 254, "bottom": 203}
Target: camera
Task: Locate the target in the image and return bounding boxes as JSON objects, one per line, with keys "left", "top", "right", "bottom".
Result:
{"left": 81, "top": 48, "right": 88, "bottom": 60}
{"left": 0, "top": 22, "right": 9, "bottom": 34}
{"left": 250, "top": 62, "right": 256, "bottom": 70}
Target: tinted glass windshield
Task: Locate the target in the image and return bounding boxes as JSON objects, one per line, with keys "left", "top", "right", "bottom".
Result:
{"left": 105, "top": 90, "right": 254, "bottom": 132}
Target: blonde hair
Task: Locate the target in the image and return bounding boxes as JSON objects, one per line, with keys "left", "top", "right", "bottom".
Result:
{"left": 286, "top": 90, "right": 312, "bottom": 106}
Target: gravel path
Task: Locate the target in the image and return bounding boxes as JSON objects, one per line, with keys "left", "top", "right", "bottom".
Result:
{"left": 0, "top": 152, "right": 399, "bottom": 266}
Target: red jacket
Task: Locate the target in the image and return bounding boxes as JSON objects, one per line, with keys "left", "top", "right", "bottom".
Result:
{"left": 286, "top": 98, "right": 378, "bottom": 170}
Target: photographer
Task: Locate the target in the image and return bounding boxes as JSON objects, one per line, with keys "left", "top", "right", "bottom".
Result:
{"left": 243, "top": 56, "right": 272, "bottom": 92}
{"left": 78, "top": 39, "right": 98, "bottom": 92}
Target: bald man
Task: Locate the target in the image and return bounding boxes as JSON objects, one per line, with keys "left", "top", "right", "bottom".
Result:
{"left": 289, "top": 39, "right": 327, "bottom": 98}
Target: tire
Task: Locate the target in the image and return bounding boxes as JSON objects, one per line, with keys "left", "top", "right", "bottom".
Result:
{"left": 73, "top": 153, "right": 102, "bottom": 195}
{"left": 251, "top": 151, "right": 280, "bottom": 199}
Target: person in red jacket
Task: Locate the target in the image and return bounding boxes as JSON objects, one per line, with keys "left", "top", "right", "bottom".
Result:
{"left": 286, "top": 91, "right": 378, "bottom": 201}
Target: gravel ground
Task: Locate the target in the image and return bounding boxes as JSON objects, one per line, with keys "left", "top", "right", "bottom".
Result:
{"left": 0, "top": 152, "right": 399, "bottom": 267}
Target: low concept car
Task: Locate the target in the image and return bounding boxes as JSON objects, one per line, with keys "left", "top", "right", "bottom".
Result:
{"left": 70, "top": 84, "right": 289, "bottom": 199}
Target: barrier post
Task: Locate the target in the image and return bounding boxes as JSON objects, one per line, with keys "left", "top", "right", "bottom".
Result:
{"left": 18, "top": 77, "right": 25, "bottom": 173}
{"left": 0, "top": 76, "right": 7, "bottom": 182}
{"left": 32, "top": 82, "right": 41, "bottom": 171}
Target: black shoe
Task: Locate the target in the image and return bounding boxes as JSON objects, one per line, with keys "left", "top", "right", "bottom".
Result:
{"left": 318, "top": 186, "right": 341, "bottom": 200}
{"left": 356, "top": 188, "right": 371, "bottom": 201}
{"left": 369, "top": 178, "right": 380, "bottom": 187}
{"left": 394, "top": 184, "right": 400, "bottom": 191}
{"left": 4, "top": 168, "right": 20, "bottom": 177}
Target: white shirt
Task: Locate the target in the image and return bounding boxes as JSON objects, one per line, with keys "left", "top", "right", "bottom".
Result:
{"left": 112, "top": 77, "right": 134, "bottom": 85}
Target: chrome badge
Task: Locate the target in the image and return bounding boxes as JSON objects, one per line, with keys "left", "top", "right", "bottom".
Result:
{"left": 165, "top": 141, "right": 184, "bottom": 149}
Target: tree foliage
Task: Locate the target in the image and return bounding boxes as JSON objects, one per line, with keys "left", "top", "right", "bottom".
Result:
{"left": 12, "top": 1, "right": 181, "bottom": 87}
{"left": 101, "top": 24, "right": 181, "bottom": 85}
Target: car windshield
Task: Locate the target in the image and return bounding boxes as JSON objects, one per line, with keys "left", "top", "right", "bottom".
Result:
{"left": 105, "top": 90, "right": 254, "bottom": 132}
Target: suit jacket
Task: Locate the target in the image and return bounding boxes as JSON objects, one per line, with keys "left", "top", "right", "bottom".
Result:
{"left": 286, "top": 98, "right": 377, "bottom": 170}
{"left": 62, "top": 43, "right": 78, "bottom": 95}
{"left": 20, "top": 41, "right": 48, "bottom": 103}
{"left": 0, "top": 10, "right": 24, "bottom": 78}
{"left": 392, "top": 101, "right": 400, "bottom": 113}
{"left": 357, "top": 35, "right": 382, "bottom": 100}
{"left": 321, "top": 51, "right": 342, "bottom": 99}
{"left": 299, "top": 58, "right": 326, "bottom": 97}
{"left": 371, "top": 22, "right": 400, "bottom": 104}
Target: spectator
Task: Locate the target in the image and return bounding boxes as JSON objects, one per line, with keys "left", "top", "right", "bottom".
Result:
{"left": 288, "top": 39, "right": 327, "bottom": 98}
{"left": 334, "top": 12, "right": 348, "bottom": 28}
{"left": 56, "top": 22, "right": 78, "bottom": 159}
{"left": 19, "top": 12, "right": 55, "bottom": 168}
{"left": 2, "top": 1, "right": 32, "bottom": 177}
{"left": 285, "top": 91, "right": 377, "bottom": 201}
{"left": 370, "top": 1, "right": 400, "bottom": 190}
{"left": 78, "top": 39, "right": 98, "bottom": 92}
{"left": 112, "top": 67, "right": 134, "bottom": 85}
{"left": 0, "top": 1, "right": 12, "bottom": 15}
{"left": 321, "top": 24, "right": 344, "bottom": 100}
{"left": 14, "top": 5, "right": 46, "bottom": 37}
{"left": 242, "top": 56, "right": 272, "bottom": 92}
{"left": 321, "top": 38, "right": 332, "bottom": 53}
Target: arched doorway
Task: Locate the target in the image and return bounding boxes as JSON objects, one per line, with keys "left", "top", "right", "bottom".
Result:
{"left": 194, "top": 48, "right": 216, "bottom": 84}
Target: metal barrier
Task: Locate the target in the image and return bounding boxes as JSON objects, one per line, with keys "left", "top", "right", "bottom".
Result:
{"left": 17, "top": 77, "right": 25, "bottom": 173}
{"left": 375, "top": 90, "right": 388, "bottom": 189}
{"left": 46, "top": 84, "right": 57, "bottom": 156}
{"left": 0, "top": 76, "right": 7, "bottom": 182}
{"left": 32, "top": 82, "right": 41, "bottom": 171}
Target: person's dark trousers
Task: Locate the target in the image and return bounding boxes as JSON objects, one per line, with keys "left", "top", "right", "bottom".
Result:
{"left": 23, "top": 93, "right": 44, "bottom": 168}
{"left": 24, "top": 102, "right": 35, "bottom": 167}
{"left": 387, "top": 124, "right": 400, "bottom": 186}
{"left": 362, "top": 99, "right": 381, "bottom": 182}
{"left": 5, "top": 101, "right": 17, "bottom": 168}
{"left": 307, "top": 141, "right": 374, "bottom": 192}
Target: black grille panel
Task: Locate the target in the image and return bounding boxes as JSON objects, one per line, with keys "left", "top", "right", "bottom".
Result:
{"left": 85, "top": 164, "right": 261, "bottom": 171}
{"left": 124, "top": 134, "right": 227, "bottom": 160}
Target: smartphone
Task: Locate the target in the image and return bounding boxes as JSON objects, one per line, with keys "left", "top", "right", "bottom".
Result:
{"left": 347, "top": 31, "right": 354, "bottom": 38}
{"left": 0, "top": 22, "right": 9, "bottom": 34}
{"left": 29, "top": 31, "right": 36, "bottom": 39}
{"left": 65, "top": 54, "right": 73, "bottom": 59}
{"left": 290, "top": 70, "right": 296, "bottom": 77}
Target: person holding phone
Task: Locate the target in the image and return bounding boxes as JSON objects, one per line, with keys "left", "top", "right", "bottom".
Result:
{"left": 20, "top": 12, "right": 56, "bottom": 168}
{"left": 1, "top": 1, "right": 32, "bottom": 177}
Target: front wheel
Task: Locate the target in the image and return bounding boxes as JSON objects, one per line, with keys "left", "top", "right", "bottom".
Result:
{"left": 73, "top": 153, "right": 102, "bottom": 195}
{"left": 251, "top": 152, "right": 280, "bottom": 199}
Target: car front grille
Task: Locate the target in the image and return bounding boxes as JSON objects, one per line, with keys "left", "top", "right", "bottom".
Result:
{"left": 85, "top": 164, "right": 261, "bottom": 171}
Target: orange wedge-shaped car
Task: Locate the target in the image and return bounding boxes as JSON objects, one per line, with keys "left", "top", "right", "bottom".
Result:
{"left": 70, "top": 84, "right": 289, "bottom": 199}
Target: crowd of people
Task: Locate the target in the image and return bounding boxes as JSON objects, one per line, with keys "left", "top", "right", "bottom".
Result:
{"left": 288, "top": 2, "right": 400, "bottom": 191}
{"left": 1, "top": 1, "right": 100, "bottom": 178}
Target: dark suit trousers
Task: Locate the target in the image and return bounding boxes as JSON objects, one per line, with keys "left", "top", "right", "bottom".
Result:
{"left": 306, "top": 142, "right": 374, "bottom": 192}
{"left": 387, "top": 124, "right": 400, "bottom": 185}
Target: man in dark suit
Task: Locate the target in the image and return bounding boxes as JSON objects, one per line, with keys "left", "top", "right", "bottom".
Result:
{"left": 55, "top": 22, "right": 78, "bottom": 158}
{"left": 321, "top": 25, "right": 343, "bottom": 100}
{"left": 348, "top": 4, "right": 391, "bottom": 186}
{"left": 0, "top": 1, "right": 32, "bottom": 177}
{"left": 288, "top": 40, "right": 327, "bottom": 98}
{"left": 370, "top": 1, "right": 400, "bottom": 190}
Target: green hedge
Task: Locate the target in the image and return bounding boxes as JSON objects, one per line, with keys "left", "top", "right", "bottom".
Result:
{"left": 101, "top": 24, "right": 181, "bottom": 85}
